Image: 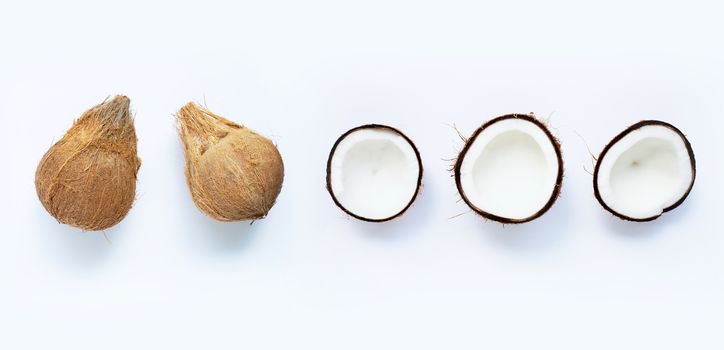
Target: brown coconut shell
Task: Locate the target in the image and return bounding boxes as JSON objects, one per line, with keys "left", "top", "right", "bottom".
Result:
{"left": 325, "top": 124, "right": 424, "bottom": 223}
{"left": 176, "top": 103, "right": 284, "bottom": 221}
{"left": 35, "top": 95, "right": 141, "bottom": 231}
{"left": 453, "top": 114, "right": 564, "bottom": 224}
{"left": 592, "top": 120, "right": 696, "bottom": 222}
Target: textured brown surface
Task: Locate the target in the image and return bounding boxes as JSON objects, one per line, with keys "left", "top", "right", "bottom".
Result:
{"left": 177, "top": 103, "right": 284, "bottom": 221}
{"left": 35, "top": 96, "right": 141, "bottom": 231}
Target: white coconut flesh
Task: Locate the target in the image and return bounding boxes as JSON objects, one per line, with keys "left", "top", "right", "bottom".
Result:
{"left": 458, "top": 118, "right": 560, "bottom": 221}
{"left": 329, "top": 127, "right": 421, "bottom": 221}
{"left": 596, "top": 124, "right": 693, "bottom": 220}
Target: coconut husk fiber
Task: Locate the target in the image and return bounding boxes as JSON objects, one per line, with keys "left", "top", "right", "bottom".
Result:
{"left": 35, "top": 95, "right": 141, "bottom": 231}
{"left": 176, "top": 102, "right": 284, "bottom": 221}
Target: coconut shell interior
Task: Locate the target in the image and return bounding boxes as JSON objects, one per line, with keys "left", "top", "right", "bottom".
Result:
{"left": 592, "top": 120, "right": 696, "bottom": 222}
{"left": 453, "top": 114, "right": 564, "bottom": 224}
{"left": 326, "top": 124, "right": 423, "bottom": 223}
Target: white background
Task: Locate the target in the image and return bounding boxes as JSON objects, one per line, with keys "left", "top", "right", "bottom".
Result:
{"left": 1, "top": 0, "right": 723, "bottom": 349}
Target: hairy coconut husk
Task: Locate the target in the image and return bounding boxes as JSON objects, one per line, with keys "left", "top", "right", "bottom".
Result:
{"left": 35, "top": 96, "right": 141, "bottom": 231}
{"left": 176, "top": 103, "right": 284, "bottom": 221}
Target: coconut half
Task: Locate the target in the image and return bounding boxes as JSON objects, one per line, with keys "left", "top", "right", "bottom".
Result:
{"left": 454, "top": 114, "right": 563, "bottom": 223}
{"left": 326, "top": 124, "right": 423, "bottom": 222}
{"left": 593, "top": 120, "right": 695, "bottom": 222}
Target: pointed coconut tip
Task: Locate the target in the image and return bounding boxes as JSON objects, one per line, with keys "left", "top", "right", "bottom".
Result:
{"left": 97, "top": 95, "right": 130, "bottom": 109}
{"left": 177, "top": 101, "right": 203, "bottom": 121}
{"left": 176, "top": 101, "right": 243, "bottom": 138}
{"left": 109, "top": 94, "right": 130, "bottom": 107}
{"left": 89, "top": 95, "right": 132, "bottom": 123}
{"left": 453, "top": 113, "right": 564, "bottom": 224}
{"left": 176, "top": 102, "right": 209, "bottom": 132}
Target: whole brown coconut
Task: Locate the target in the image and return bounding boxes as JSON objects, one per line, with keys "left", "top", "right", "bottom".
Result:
{"left": 35, "top": 96, "right": 141, "bottom": 231}
{"left": 176, "top": 103, "right": 284, "bottom": 221}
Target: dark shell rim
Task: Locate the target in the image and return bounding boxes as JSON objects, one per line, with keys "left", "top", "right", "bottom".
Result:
{"left": 592, "top": 120, "right": 696, "bottom": 222}
{"left": 326, "top": 124, "right": 424, "bottom": 223}
{"left": 453, "top": 114, "right": 564, "bottom": 224}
